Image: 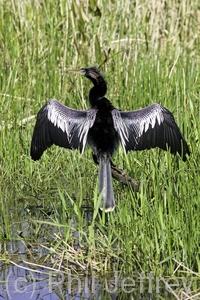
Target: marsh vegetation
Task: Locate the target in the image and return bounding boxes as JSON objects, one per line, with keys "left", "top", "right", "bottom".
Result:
{"left": 0, "top": 0, "right": 199, "bottom": 299}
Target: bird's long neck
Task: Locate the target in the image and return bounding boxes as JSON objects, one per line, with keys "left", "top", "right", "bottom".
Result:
{"left": 89, "top": 76, "right": 107, "bottom": 107}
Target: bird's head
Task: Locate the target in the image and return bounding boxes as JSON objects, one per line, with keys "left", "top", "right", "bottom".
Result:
{"left": 69, "top": 66, "right": 104, "bottom": 86}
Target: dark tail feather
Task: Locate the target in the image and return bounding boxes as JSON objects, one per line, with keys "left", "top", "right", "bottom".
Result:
{"left": 99, "top": 155, "right": 115, "bottom": 212}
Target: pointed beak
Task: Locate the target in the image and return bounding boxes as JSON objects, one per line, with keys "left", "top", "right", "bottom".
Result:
{"left": 68, "top": 69, "right": 84, "bottom": 75}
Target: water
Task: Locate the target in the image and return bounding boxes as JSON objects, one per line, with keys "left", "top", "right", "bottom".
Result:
{"left": 0, "top": 261, "right": 150, "bottom": 299}
{"left": 1, "top": 249, "right": 193, "bottom": 300}
{"left": 0, "top": 205, "right": 197, "bottom": 299}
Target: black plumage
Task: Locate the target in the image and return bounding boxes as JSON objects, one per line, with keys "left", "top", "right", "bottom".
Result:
{"left": 31, "top": 66, "right": 190, "bottom": 212}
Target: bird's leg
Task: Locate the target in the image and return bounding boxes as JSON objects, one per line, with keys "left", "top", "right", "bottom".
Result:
{"left": 110, "top": 159, "right": 116, "bottom": 167}
{"left": 92, "top": 153, "right": 99, "bottom": 165}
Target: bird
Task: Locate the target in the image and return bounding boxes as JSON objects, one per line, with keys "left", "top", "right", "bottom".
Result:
{"left": 30, "top": 66, "right": 190, "bottom": 212}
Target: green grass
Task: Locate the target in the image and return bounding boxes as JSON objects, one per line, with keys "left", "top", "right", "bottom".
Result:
{"left": 0, "top": 0, "right": 200, "bottom": 297}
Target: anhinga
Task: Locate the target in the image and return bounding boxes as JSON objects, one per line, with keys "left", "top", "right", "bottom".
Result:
{"left": 31, "top": 66, "right": 190, "bottom": 212}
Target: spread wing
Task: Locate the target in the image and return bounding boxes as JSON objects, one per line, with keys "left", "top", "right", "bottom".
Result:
{"left": 31, "top": 98, "right": 97, "bottom": 160}
{"left": 111, "top": 103, "right": 190, "bottom": 161}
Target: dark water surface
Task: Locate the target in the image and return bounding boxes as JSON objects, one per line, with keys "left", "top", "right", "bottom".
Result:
{"left": 0, "top": 207, "right": 197, "bottom": 299}
{"left": 1, "top": 262, "right": 153, "bottom": 300}
{"left": 1, "top": 251, "right": 193, "bottom": 300}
